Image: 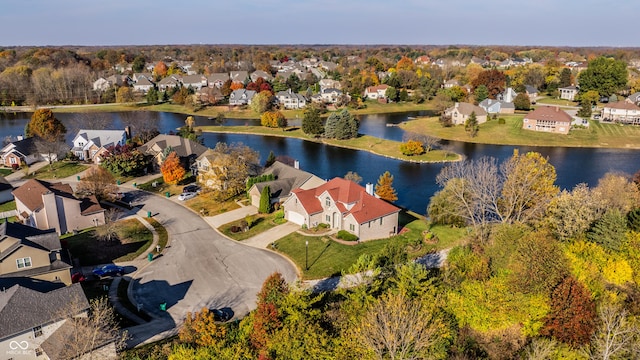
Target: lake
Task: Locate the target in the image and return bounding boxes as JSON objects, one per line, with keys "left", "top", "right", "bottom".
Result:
{"left": 2, "top": 110, "right": 639, "bottom": 214}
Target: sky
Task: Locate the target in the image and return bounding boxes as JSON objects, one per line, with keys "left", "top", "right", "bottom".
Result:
{"left": 2, "top": 0, "right": 638, "bottom": 47}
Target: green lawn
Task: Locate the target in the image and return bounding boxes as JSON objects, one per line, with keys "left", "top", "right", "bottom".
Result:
{"left": 63, "top": 219, "right": 153, "bottom": 265}
{"left": 197, "top": 125, "right": 460, "bottom": 163}
{"left": 26, "top": 161, "right": 88, "bottom": 180}
{"left": 273, "top": 217, "right": 468, "bottom": 279}
{"left": 535, "top": 97, "right": 579, "bottom": 107}
{"left": 0, "top": 168, "right": 12, "bottom": 176}
{"left": 219, "top": 212, "right": 281, "bottom": 241}
{"left": 402, "top": 115, "right": 640, "bottom": 149}
{"left": 145, "top": 218, "right": 168, "bottom": 252}
{"left": 0, "top": 200, "right": 16, "bottom": 212}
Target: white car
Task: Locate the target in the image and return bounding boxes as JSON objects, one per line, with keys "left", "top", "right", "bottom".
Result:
{"left": 178, "top": 192, "right": 197, "bottom": 201}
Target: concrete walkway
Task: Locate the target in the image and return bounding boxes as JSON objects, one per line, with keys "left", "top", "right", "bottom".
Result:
{"left": 203, "top": 205, "right": 258, "bottom": 228}
{"left": 242, "top": 222, "right": 299, "bottom": 248}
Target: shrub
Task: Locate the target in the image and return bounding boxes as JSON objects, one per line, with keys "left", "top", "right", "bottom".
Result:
{"left": 498, "top": 118, "right": 506, "bottom": 124}
{"left": 337, "top": 230, "right": 358, "bottom": 242}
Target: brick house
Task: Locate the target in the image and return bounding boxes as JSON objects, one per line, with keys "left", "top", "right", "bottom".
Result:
{"left": 522, "top": 106, "right": 572, "bottom": 134}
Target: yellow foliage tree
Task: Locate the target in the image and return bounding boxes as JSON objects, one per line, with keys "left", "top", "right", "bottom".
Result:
{"left": 179, "top": 307, "right": 226, "bottom": 347}
{"left": 400, "top": 140, "right": 425, "bottom": 156}
{"left": 260, "top": 111, "right": 286, "bottom": 128}
{"left": 161, "top": 151, "right": 185, "bottom": 185}
{"left": 375, "top": 171, "right": 398, "bottom": 202}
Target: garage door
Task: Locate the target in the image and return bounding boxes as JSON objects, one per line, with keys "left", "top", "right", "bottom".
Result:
{"left": 287, "top": 211, "right": 305, "bottom": 225}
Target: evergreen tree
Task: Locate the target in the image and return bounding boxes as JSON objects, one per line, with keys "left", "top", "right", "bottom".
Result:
{"left": 301, "top": 107, "right": 324, "bottom": 136}
{"left": 265, "top": 151, "right": 276, "bottom": 167}
{"left": 474, "top": 85, "right": 489, "bottom": 103}
{"left": 559, "top": 68, "right": 573, "bottom": 88}
{"left": 324, "top": 109, "right": 358, "bottom": 140}
{"left": 259, "top": 185, "right": 271, "bottom": 214}
{"left": 375, "top": 171, "right": 398, "bottom": 202}
{"left": 145, "top": 87, "right": 159, "bottom": 104}
{"left": 587, "top": 209, "right": 627, "bottom": 251}
{"left": 464, "top": 111, "right": 479, "bottom": 138}
{"left": 577, "top": 100, "right": 592, "bottom": 118}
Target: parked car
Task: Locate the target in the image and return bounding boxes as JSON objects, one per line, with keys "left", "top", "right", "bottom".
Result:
{"left": 92, "top": 264, "right": 124, "bottom": 278}
{"left": 210, "top": 308, "right": 233, "bottom": 322}
{"left": 71, "top": 272, "right": 86, "bottom": 283}
{"left": 178, "top": 192, "right": 197, "bottom": 201}
{"left": 182, "top": 184, "right": 200, "bottom": 193}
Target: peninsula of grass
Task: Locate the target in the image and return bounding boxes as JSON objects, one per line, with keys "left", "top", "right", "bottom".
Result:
{"left": 25, "top": 161, "right": 88, "bottom": 180}
{"left": 402, "top": 115, "right": 640, "bottom": 149}
{"left": 198, "top": 125, "right": 460, "bottom": 163}
{"left": 273, "top": 220, "right": 468, "bottom": 279}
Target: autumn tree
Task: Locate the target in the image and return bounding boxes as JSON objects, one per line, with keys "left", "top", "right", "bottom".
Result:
{"left": 513, "top": 92, "right": 531, "bottom": 110}
{"left": 472, "top": 69, "right": 507, "bottom": 99}
{"left": 344, "top": 171, "right": 363, "bottom": 184}
{"left": 250, "top": 90, "right": 273, "bottom": 114}
{"left": 179, "top": 307, "right": 227, "bottom": 347}
{"left": 161, "top": 151, "right": 185, "bottom": 185}
{"left": 116, "top": 86, "right": 134, "bottom": 103}
{"left": 251, "top": 273, "right": 289, "bottom": 352}
{"left": 201, "top": 142, "right": 261, "bottom": 200}
{"left": 593, "top": 172, "right": 640, "bottom": 215}
{"left": 400, "top": 139, "right": 425, "bottom": 156}
{"left": 26, "top": 108, "right": 67, "bottom": 166}
{"left": 75, "top": 166, "right": 118, "bottom": 201}
{"left": 153, "top": 61, "right": 168, "bottom": 79}
{"left": 301, "top": 107, "right": 324, "bottom": 136}
{"left": 100, "top": 144, "right": 148, "bottom": 176}
{"left": 545, "top": 183, "right": 600, "bottom": 241}
{"left": 261, "top": 110, "right": 287, "bottom": 129}
{"left": 94, "top": 208, "right": 120, "bottom": 242}
{"left": 465, "top": 111, "right": 479, "bottom": 137}
{"left": 540, "top": 276, "right": 596, "bottom": 346}
{"left": 589, "top": 304, "right": 640, "bottom": 360}
{"left": 375, "top": 171, "right": 398, "bottom": 202}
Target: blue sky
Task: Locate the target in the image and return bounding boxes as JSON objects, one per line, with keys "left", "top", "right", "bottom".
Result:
{"left": 1, "top": 0, "right": 637, "bottom": 47}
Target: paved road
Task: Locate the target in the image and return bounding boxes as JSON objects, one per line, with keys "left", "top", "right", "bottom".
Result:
{"left": 124, "top": 190, "right": 298, "bottom": 347}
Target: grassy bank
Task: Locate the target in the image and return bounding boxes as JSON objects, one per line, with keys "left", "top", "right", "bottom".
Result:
{"left": 197, "top": 125, "right": 459, "bottom": 163}
{"left": 402, "top": 115, "right": 640, "bottom": 149}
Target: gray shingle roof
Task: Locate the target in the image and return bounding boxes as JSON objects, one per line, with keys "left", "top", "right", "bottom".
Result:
{"left": 0, "top": 283, "right": 88, "bottom": 339}
{"left": 138, "top": 134, "right": 208, "bottom": 159}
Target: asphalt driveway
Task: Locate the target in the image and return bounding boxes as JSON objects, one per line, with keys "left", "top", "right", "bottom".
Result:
{"left": 125, "top": 190, "right": 297, "bottom": 346}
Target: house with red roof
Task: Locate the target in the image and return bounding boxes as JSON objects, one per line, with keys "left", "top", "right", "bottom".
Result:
{"left": 282, "top": 178, "right": 401, "bottom": 241}
{"left": 364, "top": 84, "right": 390, "bottom": 101}
{"left": 522, "top": 106, "right": 573, "bottom": 134}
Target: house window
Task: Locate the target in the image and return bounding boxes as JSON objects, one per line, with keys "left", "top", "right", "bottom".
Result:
{"left": 35, "top": 348, "right": 43, "bottom": 356}
{"left": 325, "top": 197, "right": 331, "bottom": 207}
{"left": 33, "top": 325, "right": 43, "bottom": 337}
{"left": 9, "top": 157, "right": 17, "bottom": 164}
{"left": 379, "top": 218, "right": 383, "bottom": 225}
{"left": 325, "top": 215, "right": 330, "bottom": 222}
{"left": 16, "top": 257, "right": 32, "bottom": 269}
{"left": 349, "top": 224, "right": 355, "bottom": 231}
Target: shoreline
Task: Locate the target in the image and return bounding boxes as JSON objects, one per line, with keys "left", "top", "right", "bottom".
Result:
{"left": 197, "top": 127, "right": 463, "bottom": 164}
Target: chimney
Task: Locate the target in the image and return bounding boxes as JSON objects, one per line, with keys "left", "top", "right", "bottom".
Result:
{"left": 454, "top": 102, "right": 459, "bottom": 108}
{"left": 17, "top": 135, "right": 23, "bottom": 141}
{"left": 365, "top": 183, "right": 374, "bottom": 196}
{"left": 294, "top": 160, "right": 300, "bottom": 169}
{"left": 125, "top": 126, "right": 131, "bottom": 140}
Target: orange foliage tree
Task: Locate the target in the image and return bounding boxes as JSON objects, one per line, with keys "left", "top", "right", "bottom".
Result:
{"left": 153, "top": 61, "right": 168, "bottom": 79}
{"left": 179, "top": 307, "right": 227, "bottom": 347}
{"left": 161, "top": 151, "right": 185, "bottom": 185}
{"left": 375, "top": 171, "right": 399, "bottom": 202}
{"left": 396, "top": 56, "right": 415, "bottom": 71}
{"left": 250, "top": 273, "right": 289, "bottom": 352}
{"left": 230, "top": 82, "right": 244, "bottom": 90}
{"left": 400, "top": 140, "right": 425, "bottom": 156}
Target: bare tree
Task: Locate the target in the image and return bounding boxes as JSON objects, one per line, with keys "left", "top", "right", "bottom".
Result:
{"left": 75, "top": 166, "right": 118, "bottom": 201}
{"left": 589, "top": 304, "right": 639, "bottom": 360}
{"left": 522, "top": 338, "right": 558, "bottom": 360}
{"left": 34, "top": 138, "right": 69, "bottom": 167}
{"left": 403, "top": 132, "right": 441, "bottom": 152}
{"left": 344, "top": 171, "right": 363, "bottom": 184}
{"left": 94, "top": 208, "right": 121, "bottom": 242}
{"left": 357, "top": 291, "right": 448, "bottom": 359}
{"left": 50, "top": 296, "right": 128, "bottom": 359}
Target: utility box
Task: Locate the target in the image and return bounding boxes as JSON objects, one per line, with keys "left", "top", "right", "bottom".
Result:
{"left": 159, "top": 302, "right": 167, "bottom": 311}
{"left": 147, "top": 253, "right": 153, "bottom": 262}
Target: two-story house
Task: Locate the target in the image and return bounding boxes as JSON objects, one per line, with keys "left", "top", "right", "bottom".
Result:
{"left": 276, "top": 89, "right": 307, "bottom": 109}
{"left": 0, "top": 221, "right": 72, "bottom": 285}
{"left": 0, "top": 283, "right": 119, "bottom": 360}
{"left": 132, "top": 76, "right": 154, "bottom": 93}
{"left": 522, "top": 106, "right": 572, "bottom": 134}
{"left": 559, "top": 85, "right": 579, "bottom": 101}
{"left": 138, "top": 134, "right": 209, "bottom": 171}
{"left": 444, "top": 102, "right": 488, "bottom": 125}
{"left": 229, "top": 71, "right": 249, "bottom": 85}
{"left": 229, "top": 89, "right": 256, "bottom": 106}
{"left": 479, "top": 99, "right": 515, "bottom": 114}
{"left": 0, "top": 137, "right": 40, "bottom": 167}
{"left": 283, "top": 177, "right": 401, "bottom": 241}
{"left": 247, "top": 161, "right": 326, "bottom": 208}
{"left": 207, "top": 73, "right": 229, "bottom": 89}
{"left": 600, "top": 101, "right": 640, "bottom": 125}
{"left": 180, "top": 74, "right": 207, "bottom": 90}
{"left": 12, "top": 179, "right": 105, "bottom": 235}
{"left": 71, "top": 129, "right": 128, "bottom": 163}
{"left": 364, "top": 84, "right": 389, "bottom": 100}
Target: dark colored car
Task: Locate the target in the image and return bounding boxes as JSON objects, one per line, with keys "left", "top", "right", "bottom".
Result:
{"left": 182, "top": 184, "right": 200, "bottom": 193}
{"left": 92, "top": 264, "right": 125, "bottom": 278}
{"left": 210, "top": 308, "right": 233, "bottom": 322}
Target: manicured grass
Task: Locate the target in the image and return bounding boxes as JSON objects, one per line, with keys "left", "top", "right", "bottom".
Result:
{"left": 273, "top": 218, "right": 467, "bottom": 279}
{"left": 138, "top": 176, "right": 185, "bottom": 196}
{"left": 63, "top": 218, "right": 153, "bottom": 265}
{"left": 219, "top": 212, "right": 280, "bottom": 241}
{"left": 197, "top": 125, "right": 460, "bottom": 163}
{"left": 183, "top": 193, "right": 241, "bottom": 216}
{"left": 0, "top": 168, "right": 12, "bottom": 176}
{"left": 145, "top": 218, "right": 168, "bottom": 252}
{"left": 402, "top": 115, "right": 640, "bottom": 149}
{"left": 535, "top": 97, "right": 579, "bottom": 107}
{"left": 26, "top": 161, "right": 88, "bottom": 180}
{"left": 0, "top": 200, "right": 16, "bottom": 212}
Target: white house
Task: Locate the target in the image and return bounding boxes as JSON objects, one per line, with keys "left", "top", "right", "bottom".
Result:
{"left": 600, "top": 101, "right": 640, "bottom": 125}
{"left": 364, "top": 84, "right": 389, "bottom": 100}
{"left": 276, "top": 89, "right": 307, "bottom": 109}
{"left": 71, "top": 129, "right": 127, "bottom": 163}
{"left": 559, "top": 85, "right": 579, "bottom": 101}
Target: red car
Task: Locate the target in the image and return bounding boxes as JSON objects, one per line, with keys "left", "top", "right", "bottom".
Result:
{"left": 71, "top": 272, "right": 86, "bottom": 283}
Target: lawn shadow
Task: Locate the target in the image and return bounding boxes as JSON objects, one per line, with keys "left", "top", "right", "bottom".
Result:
{"left": 309, "top": 242, "right": 332, "bottom": 270}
